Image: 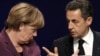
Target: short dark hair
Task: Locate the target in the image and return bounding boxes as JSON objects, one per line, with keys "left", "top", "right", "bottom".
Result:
{"left": 65, "top": 0, "right": 93, "bottom": 20}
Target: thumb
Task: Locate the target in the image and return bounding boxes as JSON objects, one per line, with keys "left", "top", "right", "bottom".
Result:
{"left": 54, "top": 47, "right": 58, "bottom": 54}
{"left": 74, "top": 49, "right": 79, "bottom": 55}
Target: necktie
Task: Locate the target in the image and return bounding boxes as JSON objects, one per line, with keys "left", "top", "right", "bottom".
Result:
{"left": 78, "top": 39, "right": 85, "bottom": 55}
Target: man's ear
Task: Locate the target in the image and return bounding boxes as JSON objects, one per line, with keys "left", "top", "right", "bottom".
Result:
{"left": 86, "top": 17, "right": 93, "bottom": 26}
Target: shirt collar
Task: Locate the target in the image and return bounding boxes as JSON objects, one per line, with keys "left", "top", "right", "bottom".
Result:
{"left": 82, "top": 28, "right": 93, "bottom": 44}
{"left": 74, "top": 28, "right": 94, "bottom": 45}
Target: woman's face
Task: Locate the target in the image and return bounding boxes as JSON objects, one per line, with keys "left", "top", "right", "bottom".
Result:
{"left": 19, "top": 24, "right": 37, "bottom": 44}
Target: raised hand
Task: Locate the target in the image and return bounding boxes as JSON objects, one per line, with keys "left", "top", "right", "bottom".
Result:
{"left": 42, "top": 47, "right": 58, "bottom": 56}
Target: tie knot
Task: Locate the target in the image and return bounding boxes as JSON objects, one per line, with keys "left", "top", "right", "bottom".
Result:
{"left": 78, "top": 39, "right": 85, "bottom": 45}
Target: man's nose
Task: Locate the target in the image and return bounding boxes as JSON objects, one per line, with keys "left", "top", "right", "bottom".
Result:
{"left": 68, "top": 22, "right": 74, "bottom": 30}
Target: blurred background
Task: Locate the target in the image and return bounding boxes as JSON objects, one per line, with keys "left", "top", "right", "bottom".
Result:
{"left": 0, "top": 0, "right": 100, "bottom": 56}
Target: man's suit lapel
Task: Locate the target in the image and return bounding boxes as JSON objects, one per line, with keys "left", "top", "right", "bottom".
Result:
{"left": 64, "top": 36, "right": 74, "bottom": 55}
{"left": 92, "top": 31, "right": 100, "bottom": 56}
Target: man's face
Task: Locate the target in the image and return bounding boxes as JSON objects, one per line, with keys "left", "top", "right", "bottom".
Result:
{"left": 66, "top": 9, "right": 92, "bottom": 39}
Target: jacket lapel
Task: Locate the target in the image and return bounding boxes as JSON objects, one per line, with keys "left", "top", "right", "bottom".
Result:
{"left": 64, "top": 36, "right": 74, "bottom": 56}
{"left": 92, "top": 31, "right": 100, "bottom": 56}
{"left": 5, "top": 41, "right": 20, "bottom": 56}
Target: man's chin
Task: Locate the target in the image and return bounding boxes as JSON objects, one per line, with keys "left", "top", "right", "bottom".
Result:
{"left": 71, "top": 34, "right": 78, "bottom": 38}
{"left": 71, "top": 35, "right": 82, "bottom": 39}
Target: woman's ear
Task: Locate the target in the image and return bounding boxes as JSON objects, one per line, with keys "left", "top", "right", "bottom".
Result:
{"left": 19, "top": 23, "right": 25, "bottom": 31}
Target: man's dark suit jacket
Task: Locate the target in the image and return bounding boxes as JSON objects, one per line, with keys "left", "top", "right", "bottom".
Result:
{"left": 0, "top": 29, "right": 41, "bottom": 56}
{"left": 53, "top": 31, "right": 100, "bottom": 56}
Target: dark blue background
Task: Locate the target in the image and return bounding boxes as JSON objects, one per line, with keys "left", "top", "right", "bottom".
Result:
{"left": 0, "top": 0, "right": 100, "bottom": 56}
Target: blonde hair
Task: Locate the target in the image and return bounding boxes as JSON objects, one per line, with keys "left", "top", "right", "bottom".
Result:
{"left": 5, "top": 2, "right": 44, "bottom": 31}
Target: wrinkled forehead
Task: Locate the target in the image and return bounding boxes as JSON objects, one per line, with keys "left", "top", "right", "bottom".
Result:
{"left": 66, "top": 9, "right": 83, "bottom": 20}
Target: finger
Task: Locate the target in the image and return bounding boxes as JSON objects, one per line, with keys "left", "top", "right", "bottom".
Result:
{"left": 72, "top": 49, "right": 79, "bottom": 56}
{"left": 42, "top": 47, "right": 51, "bottom": 54}
{"left": 54, "top": 47, "right": 58, "bottom": 54}
{"left": 75, "top": 49, "right": 79, "bottom": 55}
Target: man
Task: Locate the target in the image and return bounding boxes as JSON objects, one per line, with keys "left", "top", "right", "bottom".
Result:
{"left": 0, "top": 2, "right": 44, "bottom": 56}
{"left": 43, "top": 0, "right": 100, "bottom": 56}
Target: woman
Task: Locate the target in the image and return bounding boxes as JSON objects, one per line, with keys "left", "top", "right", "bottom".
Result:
{"left": 0, "top": 2, "right": 44, "bottom": 56}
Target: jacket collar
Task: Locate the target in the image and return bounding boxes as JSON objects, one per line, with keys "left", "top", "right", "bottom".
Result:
{"left": 1, "top": 28, "right": 20, "bottom": 56}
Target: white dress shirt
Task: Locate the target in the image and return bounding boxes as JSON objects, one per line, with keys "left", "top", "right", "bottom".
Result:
{"left": 73, "top": 28, "right": 94, "bottom": 55}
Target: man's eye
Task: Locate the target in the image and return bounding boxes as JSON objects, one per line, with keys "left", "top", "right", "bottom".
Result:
{"left": 72, "top": 20, "right": 78, "bottom": 23}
